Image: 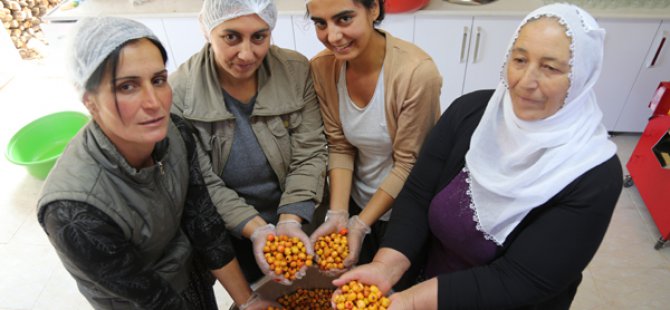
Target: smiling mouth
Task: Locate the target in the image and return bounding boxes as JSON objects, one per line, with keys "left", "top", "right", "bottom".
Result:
{"left": 332, "top": 42, "right": 353, "bottom": 53}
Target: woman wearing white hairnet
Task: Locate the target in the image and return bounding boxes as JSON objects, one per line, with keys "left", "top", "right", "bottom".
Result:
{"left": 334, "top": 4, "right": 623, "bottom": 309}
{"left": 37, "top": 16, "right": 275, "bottom": 310}
{"left": 305, "top": 0, "right": 441, "bottom": 290}
{"left": 170, "top": 0, "right": 328, "bottom": 285}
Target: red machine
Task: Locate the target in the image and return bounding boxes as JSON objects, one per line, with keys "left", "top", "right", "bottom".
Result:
{"left": 625, "top": 81, "right": 670, "bottom": 250}
{"left": 385, "top": 0, "right": 430, "bottom": 13}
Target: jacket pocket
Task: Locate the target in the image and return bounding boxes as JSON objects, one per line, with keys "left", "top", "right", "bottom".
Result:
{"left": 267, "top": 116, "right": 292, "bottom": 168}
{"left": 209, "top": 134, "right": 231, "bottom": 176}
{"left": 268, "top": 116, "right": 289, "bottom": 137}
{"left": 287, "top": 111, "right": 303, "bottom": 132}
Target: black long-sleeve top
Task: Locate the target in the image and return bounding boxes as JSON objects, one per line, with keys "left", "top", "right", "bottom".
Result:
{"left": 382, "top": 90, "right": 623, "bottom": 309}
{"left": 38, "top": 116, "right": 235, "bottom": 309}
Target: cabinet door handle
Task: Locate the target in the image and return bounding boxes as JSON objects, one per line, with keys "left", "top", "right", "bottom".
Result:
{"left": 460, "top": 26, "right": 469, "bottom": 63}
{"left": 649, "top": 31, "right": 667, "bottom": 68}
{"left": 473, "top": 27, "right": 481, "bottom": 63}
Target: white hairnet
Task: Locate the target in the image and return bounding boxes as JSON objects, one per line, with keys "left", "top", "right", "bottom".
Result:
{"left": 66, "top": 16, "right": 159, "bottom": 99}
{"left": 199, "top": 0, "right": 278, "bottom": 37}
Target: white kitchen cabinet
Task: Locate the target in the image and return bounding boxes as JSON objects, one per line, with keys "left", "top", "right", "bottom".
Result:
{"left": 132, "top": 18, "right": 176, "bottom": 72}
{"left": 614, "top": 19, "right": 670, "bottom": 132}
{"left": 161, "top": 17, "right": 206, "bottom": 71}
{"left": 379, "top": 14, "right": 415, "bottom": 43}
{"left": 292, "top": 15, "right": 324, "bottom": 59}
{"left": 414, "top": 16, "right": 472, "bottom": 111}
{"left": 595, "top": 19, "right": 660, "bottom": 131}
{"left": 273, "top": 15, "right": 296, "bottom": 50}
{"left": 415, "top": 15, "right": 519, "bottom": 111}
{"left": 461, "top": 17, "right": 520, "bottom": 97}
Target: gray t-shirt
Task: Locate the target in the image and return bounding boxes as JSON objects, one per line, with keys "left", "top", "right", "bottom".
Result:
{"left": 221, "top": 90, "right": 314, "bottom": 233}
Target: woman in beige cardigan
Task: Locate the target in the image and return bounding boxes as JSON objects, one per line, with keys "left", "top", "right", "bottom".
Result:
{"left": 306, "top": 0, "right": 442, "bottom": 288}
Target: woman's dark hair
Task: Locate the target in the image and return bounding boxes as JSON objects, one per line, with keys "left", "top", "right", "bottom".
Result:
{"left": 305, "top": 0, "right": 386, "bottom": 26}
{"left": 355, "top": 0, "right": 385, "bottom": 25}
{"left": 84, "top": 37, "right": 168, "bottom": 117}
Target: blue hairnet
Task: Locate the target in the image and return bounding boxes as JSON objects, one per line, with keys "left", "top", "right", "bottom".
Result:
{"left": 66, "top": 16, "right": 159, "bottom": 98}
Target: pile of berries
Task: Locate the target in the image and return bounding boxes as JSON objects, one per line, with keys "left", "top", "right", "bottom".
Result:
{"left": 266, "top": 288, "right": 335, "bottom": 310}
{"left": 333, "top": 280, "right": 391, "bottom": 310}
{"left": 314, "top": 228, "right": 349, "bottom": 271}
{"left": 263, "top": 235, "right": 313, "bottom": 281}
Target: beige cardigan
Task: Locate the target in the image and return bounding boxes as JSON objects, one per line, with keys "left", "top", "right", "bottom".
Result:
{"left": 310, "top": 30, "right": 442, "bottom": 198}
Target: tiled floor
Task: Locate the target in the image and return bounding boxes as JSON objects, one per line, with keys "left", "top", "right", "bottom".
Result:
{"left": 1, "top": 46, "right": 669, "bottom": 310}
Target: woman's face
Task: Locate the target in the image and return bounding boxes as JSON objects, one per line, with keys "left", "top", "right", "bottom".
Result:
{"left": 307, "top": 0, "right": 379, "bottom": 61}
{"left": 209, "top": 14, "right": 271, "bottom": 83}
{"left": 83, "top": 38, "right": 172, "bottom": 151}
{"left": 507, "top": 18, "right": 571, "bottom": 121}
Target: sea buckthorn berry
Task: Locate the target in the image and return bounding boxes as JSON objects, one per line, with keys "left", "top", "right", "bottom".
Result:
{"left": 263, "top": 235, "right": 313, "bottom": 281}
{"left": 268, "top": 288, "right": 334, "bottom": 310}
{"left": 314, "top": 231, "right": 349, "bottom": 271}
{"left": 333, "top": 280, "right": 391, "bottom": 310}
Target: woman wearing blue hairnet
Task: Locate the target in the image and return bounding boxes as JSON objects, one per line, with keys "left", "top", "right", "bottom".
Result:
{"left": 37, "top": 16, "right": 275, "bottom": 310}
{"left": 170, "top": 0, "right": 328, "bottom": 286}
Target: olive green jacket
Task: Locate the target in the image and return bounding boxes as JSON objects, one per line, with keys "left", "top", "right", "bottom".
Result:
{"left": 170, "top": 44, "right": 328, "bottom": 231}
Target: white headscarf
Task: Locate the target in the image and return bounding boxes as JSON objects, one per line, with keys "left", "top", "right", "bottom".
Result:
{"left": 465, "top": 3, "right": 617, "bottom": 245}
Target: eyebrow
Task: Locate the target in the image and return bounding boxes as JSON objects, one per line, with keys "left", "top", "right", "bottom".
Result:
{"left": 114, "top": 69, "right": 168, "bottom": 82}
{"left": 310, "top": 10, "right": 355, "bottom": 22}
{"left": 221, "top": 28, "right": 270, "bottom": 35}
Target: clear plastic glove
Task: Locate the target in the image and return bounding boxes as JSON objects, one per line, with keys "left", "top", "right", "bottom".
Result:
{"left": 310, "top": 210, "right": 349, "bottom": 275}
{"left": 238, "top": 292, "right": 281, "bottom": 310}
{"left": 309, "top": 210, "right": 349, "bottom": 244}
{"left": 343, "top": 215, "right": 371, "bottom": 268}
{"left": 275, "top": 219, "right": 314, "bottom": 283}
{"left": 250, "top": 224, "right": 276, "bottom": 279}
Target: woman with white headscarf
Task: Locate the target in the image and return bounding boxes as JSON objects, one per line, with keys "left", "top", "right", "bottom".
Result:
{"left": 334, "top": 4, "right": 622, "bottom": 309}
{"left": 37, "top": 16, "right": 275, "bottom": 310}
{"left": 169, "top": 0, "right": 327, "bottom": 285}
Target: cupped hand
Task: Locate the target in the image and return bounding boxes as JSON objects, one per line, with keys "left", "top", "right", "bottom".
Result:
{"left": 275, "top": 219, "right": 313, "bottom": 283}
{"left": 332, "top": 261, "right": 394, "bottom": 294}
{"left": 342, "top": 215, "right": 371, "bottom": 268}
{"left": 310, "top": 210, "right": 349, "bottom": 275}
{"left": 309, "top": 210, "right": 349, "bottom": 244}
{"left": 249, "top": 224, "right": 278, "bottom": 280}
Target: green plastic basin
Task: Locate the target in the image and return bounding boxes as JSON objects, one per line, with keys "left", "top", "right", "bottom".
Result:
{"left": 5, "top": 111, "right": 89, "bottom": 180}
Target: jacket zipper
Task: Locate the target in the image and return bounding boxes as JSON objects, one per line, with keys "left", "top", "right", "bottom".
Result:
{"left": 157, "top": 160, "right": 165, "bottom": 175}
{"left": 155, "top": 160, "right": 179, "bottom": 225}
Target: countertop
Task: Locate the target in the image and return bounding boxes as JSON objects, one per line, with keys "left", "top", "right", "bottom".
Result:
{"left": 45, "top": 0, "right": 670, "bottom": 21}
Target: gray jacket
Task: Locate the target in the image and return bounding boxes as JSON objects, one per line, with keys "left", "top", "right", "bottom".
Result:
{"left": 170, "top": 44, "right": 328, "bottom": 230}
{"left": 37, "top": 121, "right": 192, "bottom": 309}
